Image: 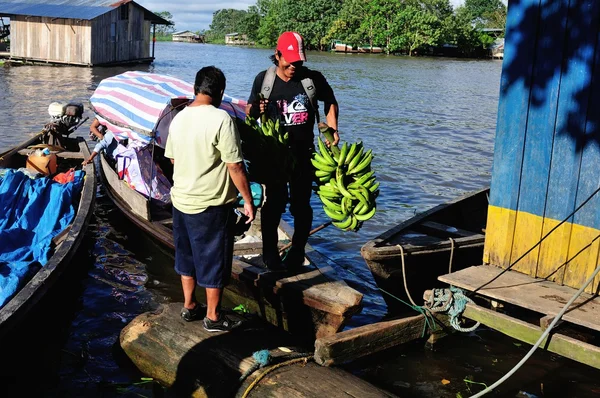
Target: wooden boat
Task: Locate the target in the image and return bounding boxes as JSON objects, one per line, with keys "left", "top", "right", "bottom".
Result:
{"left": 0, "top": 105, "right": 96, "bottom": 337}
{"left": 92, "top": 72, "right": 363, "bottom": 340}
{"left": 361, "top": 187, "right": 489, "bottom": 315}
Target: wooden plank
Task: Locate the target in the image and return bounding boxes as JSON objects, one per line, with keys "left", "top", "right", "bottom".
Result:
{"left": 462, "top": 303, "right": 600, "bottom": 370}
{"left": 510, "top": 0, "right": 570, "bottom": 277}
{"left": 539, "top": 1, "right": 599, "bottom": 286}
{"left": 563, "top": 1, "right": 600, "bottom": 293}
{"left": 439, "top": 265, "right": 600, "bottom": 332}
{"left": 485, "top": 0, "right": 541, "bottom": 268}
{"left": 314, "top": 314, "right": 440, "bottom": 366}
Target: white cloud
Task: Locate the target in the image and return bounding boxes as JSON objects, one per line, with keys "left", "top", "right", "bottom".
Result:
{"left": 137, "top": 0, "right": 256, "bottom": 32}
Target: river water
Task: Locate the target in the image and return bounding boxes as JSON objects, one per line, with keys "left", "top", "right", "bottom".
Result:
{"left": 1, "top": 42, "right": 598, "bottom": 397}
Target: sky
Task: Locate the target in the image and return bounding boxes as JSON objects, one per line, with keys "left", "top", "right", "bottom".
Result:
{"left": 137, "top": 0, "right": 467, "bottom": 33}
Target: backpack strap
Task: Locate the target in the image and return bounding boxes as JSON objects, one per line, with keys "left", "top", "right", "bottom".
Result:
{"left": 260, "top": 66, "right": 277, "bottom": 100}
{"left": 260, "top": 66, "right": 320, "bottom": 123}
{"left": 301, "top": 76, "right": 319, "bottom": 123}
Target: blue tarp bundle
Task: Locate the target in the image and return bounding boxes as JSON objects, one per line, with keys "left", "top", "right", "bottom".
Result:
{"left": 0, "top": 169, "right": 84, "bottom": 308}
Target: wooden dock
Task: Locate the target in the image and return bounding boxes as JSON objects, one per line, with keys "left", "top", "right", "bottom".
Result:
{"left": 435, "top": 265, "right": 600, "bottom": 369}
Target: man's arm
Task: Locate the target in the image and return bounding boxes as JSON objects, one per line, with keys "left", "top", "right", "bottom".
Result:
{"left": 226, "top": 162, "right": 255, "bottom": 223}
{"left": 325, "top": 103, "right": 340, "bottom": 146}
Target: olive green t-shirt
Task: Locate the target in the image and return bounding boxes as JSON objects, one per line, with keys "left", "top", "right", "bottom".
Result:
{"left": 165, "top": 104, "right": 243, "bottom": 214}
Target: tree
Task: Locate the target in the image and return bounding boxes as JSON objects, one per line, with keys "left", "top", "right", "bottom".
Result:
{"left": 392, "top": 5, "right": 443, "bottom": 55}
{"left": 464, "top": 0, "right": 506, "bottom": 28}
{"left": 154, "top": 11, "right": 175, "bottom": 36}
{"left": 277, "top": 0, "right": 344, "bottom": 50}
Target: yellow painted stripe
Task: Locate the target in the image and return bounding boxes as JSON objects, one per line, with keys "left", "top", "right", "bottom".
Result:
{"left": 485, "top": 205, "right": 600, "bottom": 293}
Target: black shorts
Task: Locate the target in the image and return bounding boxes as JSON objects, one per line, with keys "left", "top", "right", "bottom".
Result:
{"left": 172, "top": 205, "right": 234, "bottom": 288}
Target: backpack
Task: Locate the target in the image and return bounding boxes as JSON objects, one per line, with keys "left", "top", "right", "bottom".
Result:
{"left": 260, "top": 66, "right": 320, "bottom": 123}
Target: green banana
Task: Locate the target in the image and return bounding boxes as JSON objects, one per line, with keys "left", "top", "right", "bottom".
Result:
{"left": 320, "top": 195, "right": 343, "bottom": 213}
{"left": 333, "top": 215, "right": 353, "bottom": 230}
{"left": 313, "top": 152, "right": 332, "bottom": 167}
{"left": 368, "top": 181, "right": 380, "bottom": 192}
{"left": 323, "top": 205, "right": 346, "bottom": 221}
{"left": 319, "top": 183, "right": 340, "bottom": 194}
{"left": 348, "top": 170, "right": 375, "bottom": 189}
{"left": 361, "top": 176, "right": 377, "bottom": 190}
{"left": 311, "top": 158, "right": 336, "bottom": 173}
{"left": 349, "top": 188, "right": 369, "bottom": 209}
{"left": 341, "top": 196, "right": 354, "bottom": 216}
{"left": 346, "top": 215, "right": 359, "bottom": 231}
{"left": 315, "top": 169, "right": 331, "bottom": 177}
{"left": 337, "top": 142, "right": 349, "bottom": 167}
{"left": 356, "top": 185, "right": 372, "bottom": 205}
{"left": 348, "top": 150, "right": 373, "bottom": 175}
{"left": 343, "top": 142, "right": 358, "bottom": 166}
{"left": 318, "top": 190, "right": 342, "bottom": 199}
{"left": 346, "top": 146, "right": 364, "bottom": 172}
{"left": 353, "top": 202, "right": 365, "bottom": 215}
{"left": 355, "top": 205, "right": 376, "bottom": 221}
{"left": 336, "top": 167, "right": 355, "bottom": 200}
{"left": 317, "top": 136, "right": 336, "bottom": 166}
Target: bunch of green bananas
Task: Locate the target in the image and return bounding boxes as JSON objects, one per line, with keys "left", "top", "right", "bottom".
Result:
{"left": 239, "top": 115, "right": 294, "bottom": 183}
{"left": 312, "top": 131, "right": 379, "bottom": 232}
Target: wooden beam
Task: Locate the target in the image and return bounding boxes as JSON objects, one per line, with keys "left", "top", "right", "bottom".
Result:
{"left": 314, "top": 313, "right": 449, "bottom": 366}
{"left": 462, "top": 303, "right": 600, "bottom": 369}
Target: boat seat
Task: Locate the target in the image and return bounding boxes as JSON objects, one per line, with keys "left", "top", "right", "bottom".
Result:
{"left": 416, "top": 221, "right": 480, "bottom": 238}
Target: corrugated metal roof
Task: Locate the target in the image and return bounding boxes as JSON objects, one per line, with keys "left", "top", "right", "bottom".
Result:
{"left": 0, "top": 0, "right": 171, "bottom": 24}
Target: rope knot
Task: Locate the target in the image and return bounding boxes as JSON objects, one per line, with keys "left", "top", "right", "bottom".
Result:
{"left": 424, "top": 286, "right": 480, "bottom": 333}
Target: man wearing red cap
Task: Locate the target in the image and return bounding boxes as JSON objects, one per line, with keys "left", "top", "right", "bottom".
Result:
{"left": 247, "top": 31, "right": 339, "bottom": 270}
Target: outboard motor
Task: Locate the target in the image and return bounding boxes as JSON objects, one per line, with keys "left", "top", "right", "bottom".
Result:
{"left": 44, "top": 102, "right": 87, "bottom": 148}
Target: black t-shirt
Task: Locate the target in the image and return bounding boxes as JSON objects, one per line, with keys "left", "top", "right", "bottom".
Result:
{"left": 248, "top": 67, "right": 337, "bottom": 148}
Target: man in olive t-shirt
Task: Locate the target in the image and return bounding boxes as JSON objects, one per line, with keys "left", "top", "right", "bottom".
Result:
{"left": 165, "top": 66, "right": 255, "bottom": 332}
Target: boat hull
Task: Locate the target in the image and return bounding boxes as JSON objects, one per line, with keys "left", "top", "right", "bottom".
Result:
{"left": 361, "top": 188, "right": 489, "bottom": 315}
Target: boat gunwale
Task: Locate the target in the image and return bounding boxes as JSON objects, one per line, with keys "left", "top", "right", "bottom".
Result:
{"left": 360, "top": 187, "right": 489, "bottom": 261}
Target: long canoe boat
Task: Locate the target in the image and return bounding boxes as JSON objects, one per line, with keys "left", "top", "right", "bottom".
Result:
{"left": 92, "top": 72, "right": 363, "bottom": 340}
{"left": 361, "top": 187, "right": 489, "bottom": 315}
{"left": 0, "top": 105, "right": 96, "bottom": 337}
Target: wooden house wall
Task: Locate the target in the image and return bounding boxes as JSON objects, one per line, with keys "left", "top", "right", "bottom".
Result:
{"left": 10, "top": 16, "right": 91, "bottom": 64}
{"left": 484, "top": 0, "right": 600, "bottom": 293}
{"left": 90, "top": 4, "right": 151, "bottom": 65}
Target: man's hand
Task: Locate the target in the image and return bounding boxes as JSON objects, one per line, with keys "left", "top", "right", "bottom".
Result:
{"left": 81, "top": 159, "right": 89, "bottom": 167}
{"left": 243, "top": 202, "right": 255, "bottom": 223}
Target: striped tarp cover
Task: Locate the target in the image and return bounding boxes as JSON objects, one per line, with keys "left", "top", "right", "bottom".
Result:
{"left": 90, "top": 71, "right": 247, "bottom": 146}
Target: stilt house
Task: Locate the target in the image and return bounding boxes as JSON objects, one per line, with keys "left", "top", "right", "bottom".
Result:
{"left": 0, "top": 0, "right": 171, "bottom": 66}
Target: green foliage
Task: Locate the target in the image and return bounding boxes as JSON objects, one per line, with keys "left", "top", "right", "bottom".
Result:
{"left": 204, "top": 0, "right": 507, "bottom": 57}
{"left": 153, "top": 11, "right": 175, "bottom": 36}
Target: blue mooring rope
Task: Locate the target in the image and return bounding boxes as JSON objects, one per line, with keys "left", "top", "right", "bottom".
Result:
{"left": 424, "top": 286, "right": 480, "bottom": 333}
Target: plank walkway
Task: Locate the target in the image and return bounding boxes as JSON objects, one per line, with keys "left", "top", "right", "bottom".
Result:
{"left": 439, "top": 265, "right": 600, "bottom": 332}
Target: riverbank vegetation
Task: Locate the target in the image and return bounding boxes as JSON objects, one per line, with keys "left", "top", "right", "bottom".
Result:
{"left": 204, "top": 0, "right": 506, "bottom": 57}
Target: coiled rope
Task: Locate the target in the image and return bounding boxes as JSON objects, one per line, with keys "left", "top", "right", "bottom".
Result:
{"left": 240, "top": 350, "right": 313, "bottom": 398}
{"left": 424, "top": 286, "right": 480, "bottom": 333}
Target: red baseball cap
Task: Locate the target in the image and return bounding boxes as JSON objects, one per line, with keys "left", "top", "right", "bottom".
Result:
{"left": 276, "top": 32, "right": 307, "bottom": 63}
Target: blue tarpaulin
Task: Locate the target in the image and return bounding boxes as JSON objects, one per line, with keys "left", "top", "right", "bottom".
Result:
{"left": 0, "top": 169, "right": 84, "bottom": 308}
